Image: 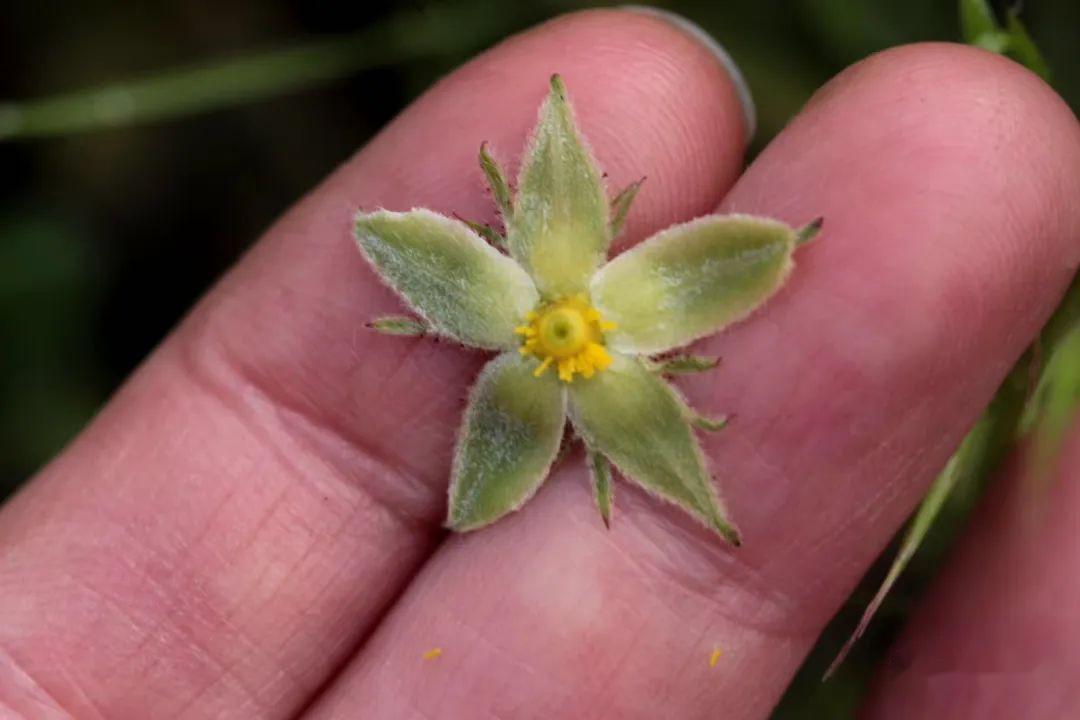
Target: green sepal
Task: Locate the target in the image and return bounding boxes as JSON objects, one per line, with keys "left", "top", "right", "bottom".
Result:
{"left": 689, "top": 413, "right": 728, "bottom": 432}
{"left": 567, "top": 354, "right": 739, "bottom": 544}
{"left": 649, "top": 354, "right": 721, "bottom": 375}
{"left": 479, "top": 142, "right": 514, "bottom": 220}
{"left": 457, "top": 214, "right": 506, "bottom": 250}
{"left": 447, "top": 353, "right": 567, "bottom": 531}
{"left": 588, "top": 448, "right": 613, "bottom": 528}
{"left": 355, "top": 209, "right": 538, "bottom": 350}
{"left": 591, "top": 214, "right": 798, "bottom": 355}
{"left": 367, "top": 316, "right": 428, "bottom": 336}
{"left": 508, "top": 74, "right": 609, "bottom": 298}
{"left": 609, "top": 177, "right": 645, "bottom": 239}
{"left": 795, "top": 216, "right": 824, "bottom": 246}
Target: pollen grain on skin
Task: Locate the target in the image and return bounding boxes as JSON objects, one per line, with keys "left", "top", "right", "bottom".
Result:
{"left": 515, "top": 294, "right": 616, "bottom": 382}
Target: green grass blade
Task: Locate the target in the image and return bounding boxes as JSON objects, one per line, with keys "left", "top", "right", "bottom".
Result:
{"left": 1021, "top": 278, "right": 1080, "bottom": 483}
{"left": 0, "top": 0, "right": 508, "bottom": 141}
{"left": 827, "top": 353, "right": 1029, "bottom": 677}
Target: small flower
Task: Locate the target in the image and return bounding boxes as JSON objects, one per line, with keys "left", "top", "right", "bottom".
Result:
{"left": 354, "top": 76, "right": 819, "bottom": 544}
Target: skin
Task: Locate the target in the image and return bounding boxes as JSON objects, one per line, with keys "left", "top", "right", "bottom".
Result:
{"left": 1, "top": 9, "right": 1079, "bottom": 720}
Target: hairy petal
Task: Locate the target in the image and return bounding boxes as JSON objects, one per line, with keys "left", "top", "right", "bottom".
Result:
{"left": 508, "top": 75, "right": 609, "bottom": 298}
{"left": 355, "top": 209, "right": 538, "bottom": 349}
{"left": 567, "top": 354, "right": 738, "bottom": 544}
{"left": 448, "top": 353, "right": 567, "bottom": 531}
{"left": 591, "top": 214, "right": 797, "bottom": 354}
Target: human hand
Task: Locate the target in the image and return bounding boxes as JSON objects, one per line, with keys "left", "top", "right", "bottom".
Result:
{"left": 1, "top": 9, "right": 1078, "bottom": 719}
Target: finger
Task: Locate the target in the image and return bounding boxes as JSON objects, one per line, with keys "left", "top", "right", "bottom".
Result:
{"left": 0, "top": 9, "right": 752, "bottom": 720}
{"left": 302, "top": 44, "right": 1080, "bottom": 720}
{"left": 862, "top": 420, "right": 1080, "bottom": 719}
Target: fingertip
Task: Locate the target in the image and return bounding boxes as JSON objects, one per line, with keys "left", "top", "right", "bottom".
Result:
{"left": 730, "top": 41, "right": 1080, "bottom": 339}
{"left": 619, "top": 5, "right": 756, "bottom": 143}
{"left": 806, "top": 42, "right": 1080, "bottom": 252}
{"left": 345, "top": 8, "right": 752, "bottom": 245}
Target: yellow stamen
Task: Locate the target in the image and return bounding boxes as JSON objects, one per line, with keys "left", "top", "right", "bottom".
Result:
{"left": 517, "top": 295, "right": 616, "bottom": 383}
{"left": 709, "top": 647, "right": 723, "bottom": 668}
{"left": 533, "top": 356, "right": 554, "bottom": 377}
{"left": 422, "top": 647, "right": 443, "bottom": 661}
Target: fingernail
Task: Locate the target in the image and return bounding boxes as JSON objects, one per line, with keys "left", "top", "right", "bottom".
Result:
{"left": 620, "top": 6, "right": 756, "bottom": 145}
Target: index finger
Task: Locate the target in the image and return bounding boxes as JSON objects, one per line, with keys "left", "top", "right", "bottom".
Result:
{"left": 0, "top": 10, "right": 751, "bottom": 719}
{"left": 301, "top": 44, "right": 1080, "bottom": 719}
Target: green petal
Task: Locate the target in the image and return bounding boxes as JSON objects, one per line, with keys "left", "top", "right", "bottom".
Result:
{"left": 448, "top": 353, "right": 566, "bottom": 531}
{"left": 567, "top": 354, "right": 739, "bottom": 544}
{"left": 355, "top": 209, "right": 538, "bottom": 349}
{"left": 591, "top": 214, "right": 797, "bottom": 354}
{"left": 508, "top": 75, "right": 609, "bottom": 299}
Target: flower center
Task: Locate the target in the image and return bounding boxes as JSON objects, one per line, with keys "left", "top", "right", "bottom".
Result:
{"left": 538, "top": 308, "right": 589, "bottom": 357}
{"left": 516, "top": 295, "right": 616, "bottom": 382}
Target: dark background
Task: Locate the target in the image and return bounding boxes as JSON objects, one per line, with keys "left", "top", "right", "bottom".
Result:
{"left": 2, "top": 1, "right": 1077, "bottom": 715}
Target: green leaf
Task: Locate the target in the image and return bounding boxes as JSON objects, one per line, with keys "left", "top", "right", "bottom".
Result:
{"left": 588, "top": 448, "right": 614, "bottom": 528}
{"left": 826, "top": 336, "right": 1034, "bottom": 677}
{"left": 825, "top": 407, "right": 1006, "bottom": 678}
{"left": 1003, "top": 9, "right": 1051, "bottom": 81}
{"left": 959, "top": 0, "right": 1000, "bottom": 45}
{"left": 650, "top": 354, "right": 721, "bottom": 375}
{"left": 367, "top": 316, "right": 428, "bottom": 336}
{"left": 591, "top": 214, "right": 797, "bottom": 355}
{"left": 479, "top": 142, "right": 513, "bottom": 220}
{"left": 1023, "top": 324, "right": 1080, "bottom": 482}
{"left": 958, "top": 0, "right": 1051, "bottom": 81}
{"left": 0, "top": 1, "right": 513, "bottom": 142}
{"left": 609, "top": 177, "right": 645, "bottom": 239}
{"left": 508, "top": 74, "right": 609, "bottom": 299}
{"left": 355, "top": 209, "right": 538, "bottom": 350}
{"left": 567, "top": 355, "right": 739, "bottom": 544}
{"left": 448, "top": 353, "right": 567, "bottom": 531}
{"left": 972, "top": 31, "right": 1011, "bottom": 53}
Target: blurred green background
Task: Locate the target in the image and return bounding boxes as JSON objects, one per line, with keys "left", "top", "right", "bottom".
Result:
{"left": 2, "top": 1, "right": 1077, "bottom": 716}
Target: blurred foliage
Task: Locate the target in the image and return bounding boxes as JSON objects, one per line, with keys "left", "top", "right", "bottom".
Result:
{"left": 1, "top": 0, "right": 1077, "bottom": 717}
{"left": 960, "top": 0, "right": 1051, "bottom": 78}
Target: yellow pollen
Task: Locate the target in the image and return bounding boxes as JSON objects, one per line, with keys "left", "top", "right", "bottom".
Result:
{"left": 518, "top": 295, "right": 616, "bottom": 383}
